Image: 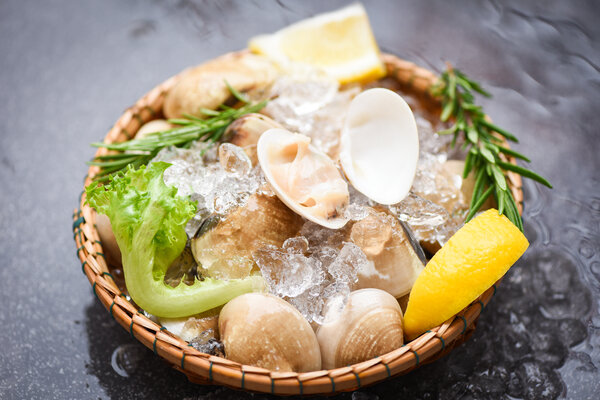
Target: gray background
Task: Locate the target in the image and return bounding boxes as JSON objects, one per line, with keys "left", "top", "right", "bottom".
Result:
{"left": 1, "top": 0, "right": 599, "bottom": 399}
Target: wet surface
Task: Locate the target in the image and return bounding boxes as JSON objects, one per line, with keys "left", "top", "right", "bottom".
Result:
{"left": 0, "top": 0, "right": 598, "bottom": 398}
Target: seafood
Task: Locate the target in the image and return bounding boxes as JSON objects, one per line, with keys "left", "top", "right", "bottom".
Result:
{"left": 190, "top": 193, "right": 304, "bottom": 279}
{"left": 136, "top": 119, "right": 173, "bottom": 139}
{"left": 348, "top": 209, "right": 426, "bottom": 298}
{"left": 224, "top": 113, "right": 283, "bottom": 165}
{"left": 316, "top": 289, "right": 404, "bottom": 369}
{"left": 339, "top": 88, "right": 419, "bottom": 205}
{"left": 257, "top": 128, "right": 349, "bottom": 229}
{"left": 219, "top": 293, "right": 321, "bottom": 372}
{"left": 163, "top": 52, "right": 278, "bottom": 119}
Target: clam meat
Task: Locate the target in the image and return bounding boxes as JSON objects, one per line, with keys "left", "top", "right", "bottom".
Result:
{"left": 257, "top": 128, "right": 350, "bottom": 229}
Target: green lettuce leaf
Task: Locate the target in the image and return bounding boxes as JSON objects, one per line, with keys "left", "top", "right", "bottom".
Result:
{"left": 86, "top": 162, "right": 264, "bottom": 317}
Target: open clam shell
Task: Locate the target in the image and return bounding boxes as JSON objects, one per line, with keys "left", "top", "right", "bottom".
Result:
{"left": 257, "top": 128, "right": 350, "bottom": 229}
{"left": 339, "top": 88, "right": 419, "bottom": 205}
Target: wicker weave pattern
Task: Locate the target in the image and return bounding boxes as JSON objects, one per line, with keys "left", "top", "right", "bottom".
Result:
{"left": 73, "top": 53, "right": 523, "bottom": 395}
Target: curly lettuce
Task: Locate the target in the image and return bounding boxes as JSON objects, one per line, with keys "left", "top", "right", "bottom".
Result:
{"left": 86, "top": 162, "right": 264, "bottom": 318}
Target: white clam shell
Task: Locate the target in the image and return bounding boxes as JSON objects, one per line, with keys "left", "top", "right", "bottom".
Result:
{"left": 257, "top": 128, "right": 350, "bottom": 229}
{"left": 316, "top": 288, "right": 404, "bottom": 369}
{"left": 340, "top": 88, "right": 419, "bottom": 205}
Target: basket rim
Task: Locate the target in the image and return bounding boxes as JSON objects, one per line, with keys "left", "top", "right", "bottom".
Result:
{"left": 73, "top": 51, "right": 524, "bottom": 395}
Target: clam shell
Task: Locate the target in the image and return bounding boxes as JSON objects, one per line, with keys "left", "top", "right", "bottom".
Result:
{"left": 339, "top": 88, "right": 419, "bottom": 205}
{"left": 164, "top": 52, "right": 278, "bottom": 119}
{"left": 219, "top": 293, "right": 322, "bottom": 372}
{"left": 191, "top": 193, "right": 304, "bottom": 279}
{"left": 347, "top": 209, "right": 426, "bottom": 298}
{"left": 225, "top": 113, "right": 283, "bottom": 165}
{"left": 316, "top": 289, "right": 404, "bottom": 369}
{"left": 257, "top": 128, "right": 350, "bottom": 229}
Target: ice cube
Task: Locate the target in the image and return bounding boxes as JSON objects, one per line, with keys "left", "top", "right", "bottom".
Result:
{"left": 254, "top": 245, "right": 324, "bottom": 298}
{"left": 326, "top": 242, "right": 363, "bottom": 284}
{"left": 282, "top": 236, "right": 309, "bottom": 254}
{"left": 189, "top": 329, "right": 225, "bottom": 357}
{"left": 218, "top": 143, "right": 252, "bottom": 175}
{"left": 262, "top": 69, "right": 358, "bottom": 158}
{"left": 345, "top": 202, "right": 371, "bottom": 221}
{"left": 152, "top": 145, "right": 264, "bottom": 238}
{"left": 264, "top": 72, "right": 339, "bottom": 118}
{"left": 300, "top": 221, "right": 345, "bottom": 250}
{"left": 416, "top": 114, "right": 453, "bottom": 155}
{"left": 390, "top": 193, "right": 449, "bottom": 231}
{"left": 388, "top": 192, "right": 458, "bottom": 249}
{"left": 287, "top": 283, "right": 327, "bottom": 325}
{"left": 180, "top": 315, "right": 219, "bottom": 341}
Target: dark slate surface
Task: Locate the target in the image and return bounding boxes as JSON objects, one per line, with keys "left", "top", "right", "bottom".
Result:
{"left": 1, "top": 1, "right": 599, "bottom": 399}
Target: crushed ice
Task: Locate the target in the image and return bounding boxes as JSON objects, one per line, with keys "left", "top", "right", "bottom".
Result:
{"left": 149, "top": 69, "right": 472, "bottom": 323}
{"left": 153, "top": 141, "right": 265, "bottom": 237}
{"left": 254, "top": 226, "right": 369, "bottom": 324}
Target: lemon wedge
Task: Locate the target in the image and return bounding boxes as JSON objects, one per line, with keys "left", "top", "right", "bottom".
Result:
{"left": 249, "top": 3, "right": 386, "bottom": 84}
{"left": 403, "top": 209, "right": 529, "bottom": 340}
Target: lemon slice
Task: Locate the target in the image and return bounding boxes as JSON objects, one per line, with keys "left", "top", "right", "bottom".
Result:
{"left": 249, "top": 3, "right": 386, "bottom": 84}
{"left": 403, "top": 209, "right": 529, "bottom": 340}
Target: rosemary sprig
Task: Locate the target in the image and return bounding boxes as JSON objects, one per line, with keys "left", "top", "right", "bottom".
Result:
{"left": 88, "top": 83, "right": 267, "bottom": 182}
{"left": 431, "top": 66, "right": 552, "bottom": 230}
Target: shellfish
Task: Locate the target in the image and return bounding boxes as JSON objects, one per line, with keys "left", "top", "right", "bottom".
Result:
{"left": 339, "top": 88, "right": 419, "bottom": 205}
{"left": 257, "top": 128, "right": 350, "bottom": 229}
{"left": 163, "top": 52, "right": 278, "bottom": 119}
{"left": 316, "top": 288, "right": 404, "bottom": 369}
{"left": 190, "top": 193, "right": 304, "bottom": 279}
{"left": 347, "top": 209, "right": 426, "bottom": 298}
{"left": 219, "top": 293, "right": 321, "bottom": 372}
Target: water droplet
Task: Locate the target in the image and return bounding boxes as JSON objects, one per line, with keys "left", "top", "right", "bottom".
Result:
{"left": 111, "top": 344, "right": 145, "bottom": 377}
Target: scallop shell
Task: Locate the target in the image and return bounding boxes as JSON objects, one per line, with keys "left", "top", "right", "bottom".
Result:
{"left": 339, "top": 88, "right": 419, "bottom": 205}
{"left": 257, "top": 128, "right": 350, "bottom": 229}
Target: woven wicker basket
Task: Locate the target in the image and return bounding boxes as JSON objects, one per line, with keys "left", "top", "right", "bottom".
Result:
{"left": 73, "top": 52, "right": 523, "bottom": 395}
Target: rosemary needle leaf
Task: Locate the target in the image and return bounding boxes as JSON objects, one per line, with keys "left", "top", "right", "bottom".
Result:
{"left": 463, "top": 151, "right": 474, "bottom": 178}
{"left": 441, "top": 101, "right": 454, "bottom": 122}
{"left": 506, "top": 193, "right": 523, "bottom": 231}
{"left": 437, "top": 125, "right": 457, "bottom": 135}
{"left": 497, "top": 145, "right": 531, "bottom": 162}
{"left": 93, "top": 152, "right": 151, "bottom": 160}
{"left": 467, "top": 126, "right": 479, "bottom": 143}
{"left": 492, "top": 165, "right": 507, "bottom": 191}
{"left": 470, "top": 168, "right": 487, "bottom": 208}
{"left": 480, "top": 147, "right": 496, "bottom": 164}
{"left": 87, "top": 157, "right": 138, "bottom": 167}
{"left": 497, "top": 160, "right": 553, "bottom": 188}
{"left": 168, "top": 119, "right": 195, "bottom": 126}
{"left": 496, "top": 188, "right": 506, "bottom": 216}
{"left": 225, "top": 80, "right": 250, "bottom": 104}
{"left": 182, "top": 113, "right": 209, "bottom": 123}
{"left": 197, "top": 108, "right": 221, "bottom": 117}
{"left": 466, "top": 186, "right": 494, "bottom": 222}
{"left": 479, "top": 120, "right": 519, "bottom": 143}
{"left": 88, "top": 87, "right": 267, "bottom": 182}
{"left": 433, "top": 65, "right": 552, "bottom": 229}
